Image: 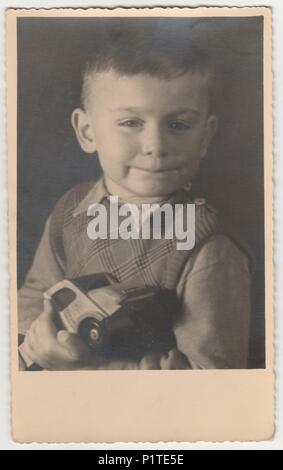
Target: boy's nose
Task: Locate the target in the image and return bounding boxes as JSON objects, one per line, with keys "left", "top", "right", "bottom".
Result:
{"left": 141, "top": 127, "right": 167, "bottom": 158}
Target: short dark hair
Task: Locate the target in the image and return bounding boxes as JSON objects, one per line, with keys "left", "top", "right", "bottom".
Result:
{"left": 80, "top": 19, "right": 218, "bottom": 111}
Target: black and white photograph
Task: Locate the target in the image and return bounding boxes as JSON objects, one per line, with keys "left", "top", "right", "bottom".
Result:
{"left": 16, "top": 15, "right": 266, "bottom": 371}
{"left": 6, "top": 6, "right": 275, "bottom": 445}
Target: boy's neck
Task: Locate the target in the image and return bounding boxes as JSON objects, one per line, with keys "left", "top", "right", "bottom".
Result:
{"left": 104, "top": 177, "right": 170, "bottom": 205}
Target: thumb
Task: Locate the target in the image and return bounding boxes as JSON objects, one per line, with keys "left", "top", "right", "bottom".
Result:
{"left": 57, "top": 330, "right": 90, "bottom": 362}
{"left": 41, "top": 295, "right": 54, "bottom": 319}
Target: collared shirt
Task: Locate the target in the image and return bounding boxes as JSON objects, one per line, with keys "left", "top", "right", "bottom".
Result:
{"left": 18, "top": 179, "right": 251, "bottom": 369}
{"left": 74, "top": 178, "right": 173, "bottom": 236}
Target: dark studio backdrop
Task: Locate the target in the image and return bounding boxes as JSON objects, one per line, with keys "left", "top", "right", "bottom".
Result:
{"left": 17, "top": 16, "right": 265, "bottom": 368}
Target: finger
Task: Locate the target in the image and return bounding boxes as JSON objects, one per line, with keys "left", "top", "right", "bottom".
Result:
{"left": 57, "top": 330, "right": 90, "bottom": 362}
{"left": 167, "top": 348, "right": 191, "bottom": 369}
{"left": 160, "top": 349, "right": 178, "bottom": 369}
{"left": 41, "top": 297, "right": 54, "bottom": 319}
{"left": 140, "top": 352, "right": 161, "bottom": 370}
{"left": 38, "top": 301, "right": 58, "bottom": 339}
{"left": 160, "top": 352, "right": 169, "bottom": 369}
{"left": 160, "top": 348, "right": 190, "bottom": 369}
{"left": 174, "top": 350, "right": 192, "bottom": 369}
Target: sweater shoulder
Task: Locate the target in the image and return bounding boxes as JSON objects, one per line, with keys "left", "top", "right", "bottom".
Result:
{"left": 52, "top": 180, "right": 96, "bottom": 216}
{"left": 48, "top": 181, "right": 96, "bottom": 259}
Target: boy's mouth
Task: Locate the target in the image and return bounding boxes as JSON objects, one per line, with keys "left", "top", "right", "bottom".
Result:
{"left": 138, "top": 167, "right": 174, "bottom": 174}
{"left": 130, "top": 156, "right": 184, "bottom": 173}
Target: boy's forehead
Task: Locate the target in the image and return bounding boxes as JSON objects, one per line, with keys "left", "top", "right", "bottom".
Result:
{"left": 86, "top": 69, "right": 210, "bottom": 112}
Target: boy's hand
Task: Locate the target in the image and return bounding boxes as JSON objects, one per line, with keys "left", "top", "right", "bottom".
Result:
{"left": 140, "top": 352, "right": 162, "bottom": 369}
{"left": 23, "top": 298, "right": 93, "bottom": 370}
{"left": 139, "top": 348, "right": 191, "bottom": 369}
{"left": 160, "top": 348, "right": 191, "bottom": 369}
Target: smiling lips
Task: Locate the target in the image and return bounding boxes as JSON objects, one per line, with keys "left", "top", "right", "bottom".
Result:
{"left": 130, "top": 156, "right": 185, "bottom": 173}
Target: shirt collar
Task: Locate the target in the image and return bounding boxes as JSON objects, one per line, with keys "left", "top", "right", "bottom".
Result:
{"left": 72, "top": 177, "right": 109, "bottom": 217}
{"left": 72, "top": 177, "right": 192, "bottom": 218}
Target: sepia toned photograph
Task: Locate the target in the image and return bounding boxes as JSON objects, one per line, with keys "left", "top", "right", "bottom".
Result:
{"left": 7, "top": 7, "right": 273, "bottom": 443}
{"left": 16, "top": 14, "right": 265, "bottom": 371}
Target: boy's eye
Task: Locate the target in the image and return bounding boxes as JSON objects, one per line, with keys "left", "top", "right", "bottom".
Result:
{"left": 168, "top": 121, "right": 192, "bottom": 131}
{"left": 118, "top": 119, "right": 143, "bottom": 128}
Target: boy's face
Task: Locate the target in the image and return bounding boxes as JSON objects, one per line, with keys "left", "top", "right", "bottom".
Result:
{"left": 72, "top": 69, "right": 217, "bottom": 201}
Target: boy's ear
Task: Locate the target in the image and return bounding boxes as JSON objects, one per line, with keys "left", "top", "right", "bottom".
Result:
{"left": 71, "top": 108, "right": 97, "bottom": 154}
{"left": 200, "top": 115, "right": 218, "bottom": 159}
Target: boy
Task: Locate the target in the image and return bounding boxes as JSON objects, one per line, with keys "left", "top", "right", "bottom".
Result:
{"left": 18, "top": 21, "right": 251, "bottom": 370}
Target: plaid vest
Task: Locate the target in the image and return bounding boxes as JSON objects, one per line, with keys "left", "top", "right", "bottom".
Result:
{"left": 50, "top": 181, "right": 220, "bottom": 290}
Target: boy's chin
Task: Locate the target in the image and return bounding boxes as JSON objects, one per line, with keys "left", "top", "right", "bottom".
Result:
{"left": 106, "top": 172, "right": 188, "bottom": 201}
{"left": 127, "top": 179, "right": 181, "bottom": 200}
{"left": 128, "top": 168, "right": 189, "bottom": 198}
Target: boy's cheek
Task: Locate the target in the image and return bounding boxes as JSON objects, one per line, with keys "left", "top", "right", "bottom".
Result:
{"left": 99, "top": 145, "right": 137, "bottom": 173}
{"left": 100, "top": 159, "right": 131, "bottom": 184}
